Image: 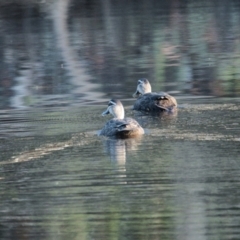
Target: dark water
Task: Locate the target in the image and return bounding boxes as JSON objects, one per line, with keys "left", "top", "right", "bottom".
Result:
{"left": 1, "top": 0, "right": 240, "bottom": 239}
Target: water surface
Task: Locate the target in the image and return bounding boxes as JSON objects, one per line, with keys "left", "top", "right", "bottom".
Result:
{"left": 1, "top": 100, "right": 240, "bottom": 240}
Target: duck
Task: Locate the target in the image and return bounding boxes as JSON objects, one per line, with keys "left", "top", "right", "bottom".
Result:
{"left": 132, "top": 78, "right": 177, "bottom": 113}
{"left": 99, "top": 99, "right": 144, "bottom": 138}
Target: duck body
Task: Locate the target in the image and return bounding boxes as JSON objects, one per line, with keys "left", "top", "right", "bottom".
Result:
{"left": 133, "top": 78, "right": 177, "bottom": 113}
{"left": 100, "top": 99, "right": 144, "bottom": 138}
{"left": 100, "top": 117, "right": 144, "bottom": 138}
{"left": 133, "top": 92, "right": 177, "bottom": 113}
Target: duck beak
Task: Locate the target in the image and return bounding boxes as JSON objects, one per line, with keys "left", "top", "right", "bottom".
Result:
{"left": 132, "top": 90, "right": 140, "bottom": 98}
{"left": 102, "top": 108, "right": 110, "bottom": 116}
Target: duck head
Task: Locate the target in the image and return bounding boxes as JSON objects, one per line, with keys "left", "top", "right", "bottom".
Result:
{"left": 132, "top": 78, "right": 152, "bottom": 98}
{"left": 102, "top": 99, "right": 125, "bottom": 119}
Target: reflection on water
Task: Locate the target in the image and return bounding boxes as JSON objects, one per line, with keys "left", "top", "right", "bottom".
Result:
{"left": 133, "top": 108, "right": 178, "bottom": 129}
{"left": 1, "top": 0, "right": 240, "bottom": 239}
{"left": 102, "top": 137, "right": 143, "bottom": 184}
{"left": 0, "top": 0, "right": 240, "bottom": 109}
{"left": 103, "top": 137, "right": 143, "bottom": 165}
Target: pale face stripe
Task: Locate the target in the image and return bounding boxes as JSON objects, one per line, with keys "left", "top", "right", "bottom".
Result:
{"left": 109, "top": 100, "right": 116, "bottom": 106}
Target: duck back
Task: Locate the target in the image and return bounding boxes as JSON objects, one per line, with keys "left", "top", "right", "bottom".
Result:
{"left": 133, "top": 92, "right": 177, "bottom": 113}
{"left": 100, "top": 118, "right": 144, "bottom": 138}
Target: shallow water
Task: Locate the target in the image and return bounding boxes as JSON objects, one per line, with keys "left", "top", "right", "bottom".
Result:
{"left": 1, "top": 0, "right": 240, "bottom": 239}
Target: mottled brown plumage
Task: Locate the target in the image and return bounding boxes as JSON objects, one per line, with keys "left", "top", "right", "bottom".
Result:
{"left": 100, "top": 99, "right": 144, "bottom": 138}
{"left": 133, "top": 79, "right": 177, "bottom": 113}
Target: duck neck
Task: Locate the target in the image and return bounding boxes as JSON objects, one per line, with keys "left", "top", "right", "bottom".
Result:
{"left": 116, "top": 111, "right": 124, "bottom": 119}
{"left": 144, "top": 85, "right": 152, "bottom": 93}
{"left": 113, "top": 108, "right": 124, "bottom": 119}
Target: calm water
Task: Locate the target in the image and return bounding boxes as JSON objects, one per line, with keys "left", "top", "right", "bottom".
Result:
{"left": 1, "top": 0, "right": 240, "bottom": 239}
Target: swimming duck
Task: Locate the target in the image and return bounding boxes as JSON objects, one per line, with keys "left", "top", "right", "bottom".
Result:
{"left": 100, "top": 99, "right": 144, "bottom": 138}
{"left": 132, "top": 78, "right": 177, "bottom": 113}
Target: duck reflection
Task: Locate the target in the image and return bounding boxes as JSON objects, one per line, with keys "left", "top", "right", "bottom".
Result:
{"left": 102, "top": 137, "right": 142, "bottom": 183}
{"left": 133, "top": 109, "right": 178, "bottom": 129}
{"left": 103, "top": 136, "right": 142, "bottom": 165}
